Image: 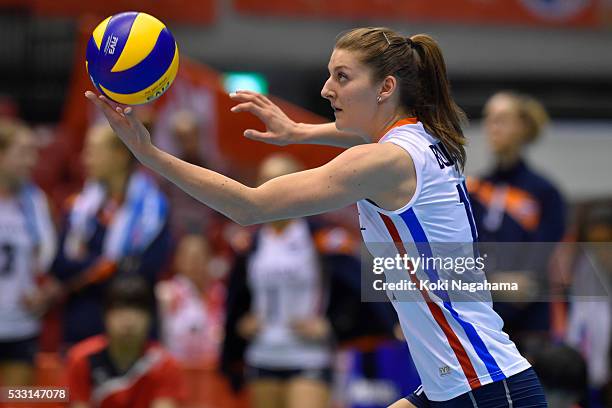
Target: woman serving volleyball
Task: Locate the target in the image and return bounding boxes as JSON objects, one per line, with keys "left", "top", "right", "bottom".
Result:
{"left": 86, "top": 27, "right": 548, "bottom": 407}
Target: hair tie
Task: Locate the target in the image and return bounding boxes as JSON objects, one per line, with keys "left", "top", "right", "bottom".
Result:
{"left": 382, "top": 32, "right": 391, "bottom": 46}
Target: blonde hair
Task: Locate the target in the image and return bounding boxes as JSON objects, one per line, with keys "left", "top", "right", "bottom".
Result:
{"left": 87, "top": 122, "right": 135, "bottom": 165}
{"left": 0, "top": 118, "right": 30, "bottom": 152}
{"left": 258, "top": 153, "right": 303, "bottom": 185}
{"left": 495, "top": 91, "right": 549, "bottom": 143}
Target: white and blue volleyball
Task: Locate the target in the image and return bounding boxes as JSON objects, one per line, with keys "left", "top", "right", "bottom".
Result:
{"left": 86, "top": 12, "right": 179, "bottom": 105}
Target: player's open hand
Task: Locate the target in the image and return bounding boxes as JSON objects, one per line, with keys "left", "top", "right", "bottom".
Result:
{"left": 237, "top": 313, "right": 260, "bottom": 340}
{"left": 230, "top": 90, "right": 298, "bottom": 146}
{"left": 84, "top": 91, "right": 154, "bottom": 161}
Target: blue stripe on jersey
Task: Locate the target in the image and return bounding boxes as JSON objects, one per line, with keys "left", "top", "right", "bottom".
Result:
{"left": 441, "top": 303, "right": 505, "bottom": 382}
{"left": 456, "top": 181, "right": 478, "bottom": 241}
{"left": 399, "top": 208, "right": 505, "bottom": 382}
{"left": 398, "top": 208, "right": 449, "bottom": 302}
{"left": 19, "top": 185, "right": 40, "bottom": 246}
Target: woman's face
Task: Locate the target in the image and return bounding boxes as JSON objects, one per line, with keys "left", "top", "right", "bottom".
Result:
{"left": 174, "top": 235, "right": 210, "bottom": 288}
{"left": 321, "top": 48, "right": 380, "bottom": 135}
{"left": 105, "top": 307, "right": 151, "bottom": 346}
{"left": 82, "top": 127, "right": 127, "bottom": 181}
{"left": 483, "top": 94, "right": 528, "bottom": 156}
{"left": 0, "top": 129, "right": 37, "bottom": 185}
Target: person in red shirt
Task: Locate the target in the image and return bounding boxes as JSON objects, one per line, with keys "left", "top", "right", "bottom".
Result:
{"left": 66, "top": 276, "right": 186, "bottom": 408}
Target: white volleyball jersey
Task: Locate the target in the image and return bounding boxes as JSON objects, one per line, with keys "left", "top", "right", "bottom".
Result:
{"left": 0, "top": 186, "right": 56, "bottom": 340}
{"left": 357, "top": 119, "right": 530, "bottom": 401}
{"left": 246, "top": 219, "right": 332, "bottom": 369}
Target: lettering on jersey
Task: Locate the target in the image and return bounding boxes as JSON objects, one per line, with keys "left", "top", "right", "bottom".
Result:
{"left": 439, "top": 366, "right": 451, "bottom": 376}
{"left": 429, "top": 142, "right": 455, "bottom": 169}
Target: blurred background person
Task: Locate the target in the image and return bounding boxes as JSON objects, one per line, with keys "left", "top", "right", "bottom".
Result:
{"left": 469, "top": 91, "right": 566, "bottom": 242}
{"left": 468, "top": 91, "right": 567, "bottom": 354}
{"left": 566, "top": 203, "right": 612, "bottom": 408}
{"left": 531, "top": 344, "right": 589, "bottom": 408}
{"left": 0, "top": 118, "right": 56, "bottom": 386}
{"left": 156, "top": 233, "right": 225, "bottom": 365}
{"left": 160, "top": 109, "right": 217, "bottom": 238}
{"left": 222, "top": 153, "right": 334, "bottom": 408}
{"left": 50, "top": 123, "right": 171, "bottom": 346}
{"left": 66, "top": 275, "right": 186, "bottom": 408}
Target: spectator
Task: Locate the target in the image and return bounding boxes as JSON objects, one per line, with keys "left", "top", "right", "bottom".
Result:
{"left": 469, "top": 91, "right": 565, "bottom": 242}
{"left": 468, "top": 91, "right": 566, "bottom": 353}
{"left": 156, "top": 233, "right": 225, "bottom": 365}
{"left": 160, "top": 110, "right": 216, "bottom": 238}
{"left": 0, "top": 118, "right": 57, "bottom": 386}
{"left": 566, "top": 203, "right": 612, "bottom": 407}
{"left": 221, "top": 154, "right": 397, "bottom": 408}
{"left": 224, "top": 154, "right": 334, "bottom": 408}
{"left": 51, "top": 123, "right": 171, "bottom": 345}
{"left": 532, "top": 344, "right": 588, "bottom": 408}
{"left": 66, "top": 276, "right": 186, "bottom": 408}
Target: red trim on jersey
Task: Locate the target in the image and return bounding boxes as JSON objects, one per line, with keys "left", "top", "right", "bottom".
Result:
{"left": 378, "top": 213, "right": 482, "bottom": 389}
{"left": 66, "top": 335, "right": 187, "bottom": 408}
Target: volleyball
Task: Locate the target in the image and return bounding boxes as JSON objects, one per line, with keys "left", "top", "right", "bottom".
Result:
{"left": 85, "top": 12, "right": 179, "bottom": 105}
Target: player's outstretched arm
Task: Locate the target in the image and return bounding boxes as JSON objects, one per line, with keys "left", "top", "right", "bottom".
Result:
{"left": 85, "top": 91, "right": 407, "bottom": 226}
{"left": 230, "top": 90, "right": 366, "bottom": 148}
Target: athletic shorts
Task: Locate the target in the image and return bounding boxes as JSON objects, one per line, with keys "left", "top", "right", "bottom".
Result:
{"left": 405, "top": 367, "right": 547, "bottom": 407}
{"left": 246, "top": 364, "right": 333, "bottom": 385}
{"left": 0, "top": 336, "right": 39, "bottom": 364}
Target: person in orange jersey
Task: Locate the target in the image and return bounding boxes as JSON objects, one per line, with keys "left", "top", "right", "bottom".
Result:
{"left": 468, "top": 91, "right": 566, "bottom": 356}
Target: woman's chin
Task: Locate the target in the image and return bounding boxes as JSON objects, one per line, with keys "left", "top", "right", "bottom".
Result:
{"left": 334, "top": 120, "right": 352, "bottom": 133}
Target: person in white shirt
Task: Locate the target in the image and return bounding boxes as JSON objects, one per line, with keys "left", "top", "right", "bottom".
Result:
{"left": 234, "top": 154, "right": 333, "bottom": 408}
{"left": 0, "top": 118, "right": 56, "bottom": 386}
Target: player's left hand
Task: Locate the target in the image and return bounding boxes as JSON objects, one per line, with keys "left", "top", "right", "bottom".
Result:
{"left": 230, "top": 90, "right": 297, "bottom": 146}
{"left": 84, "top": 91, "right": 155, "bottom": 162}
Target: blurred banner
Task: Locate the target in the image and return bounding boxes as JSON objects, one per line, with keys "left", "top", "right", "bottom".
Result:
{"left": 235, "top": 0, "right": 602, "bottom": 27}
{"left": 0, "top": 0, "right": 215, "bottom": 23}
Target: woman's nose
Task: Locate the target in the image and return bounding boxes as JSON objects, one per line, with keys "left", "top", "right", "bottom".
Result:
{"left": 321, "top": 78, "right": 334, "bottom": 100}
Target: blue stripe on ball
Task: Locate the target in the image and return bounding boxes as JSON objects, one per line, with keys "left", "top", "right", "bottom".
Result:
{"left": 97, "top": 28, "right": 176, "bottom": 94}
{"left": 98, "top": 11, "right": 139, "bottom": 75}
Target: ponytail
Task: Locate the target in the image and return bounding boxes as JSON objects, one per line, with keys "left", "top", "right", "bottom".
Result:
{"left": 410, "top": 34, "right": 467, "bottom": 170}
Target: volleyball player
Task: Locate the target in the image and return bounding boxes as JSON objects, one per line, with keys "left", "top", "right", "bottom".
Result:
{"left": 86, "top": 27, "right": 548, "bottom": 407}
{"left": 0, "top": 118, "right": 56, "bottom": 385}
{"left": 230, "top": 154, "right": 333, "bottom": 408}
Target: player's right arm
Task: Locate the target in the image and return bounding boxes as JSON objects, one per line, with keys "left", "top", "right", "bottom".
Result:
{"left": 230, "top": 90, "right": 365, "bottom": 148}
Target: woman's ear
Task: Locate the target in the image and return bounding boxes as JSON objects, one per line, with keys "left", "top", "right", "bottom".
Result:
{"left": 378, "top": 75, "right": 398, "bottom": 103}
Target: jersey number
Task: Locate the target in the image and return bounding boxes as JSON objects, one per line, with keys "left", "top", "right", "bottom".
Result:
{"left": 0, "top": 243, "right": 15, "bottom": 276}
{"left": 456, "top": 182, "right": 478, "bottom": 242}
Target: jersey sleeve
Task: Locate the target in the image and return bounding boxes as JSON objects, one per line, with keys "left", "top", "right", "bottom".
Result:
{"left": 151, "top": 355, "right": 188, "bottom": 403}
{"left": 66, "top": 351, "right": 92, "bottom": 403}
